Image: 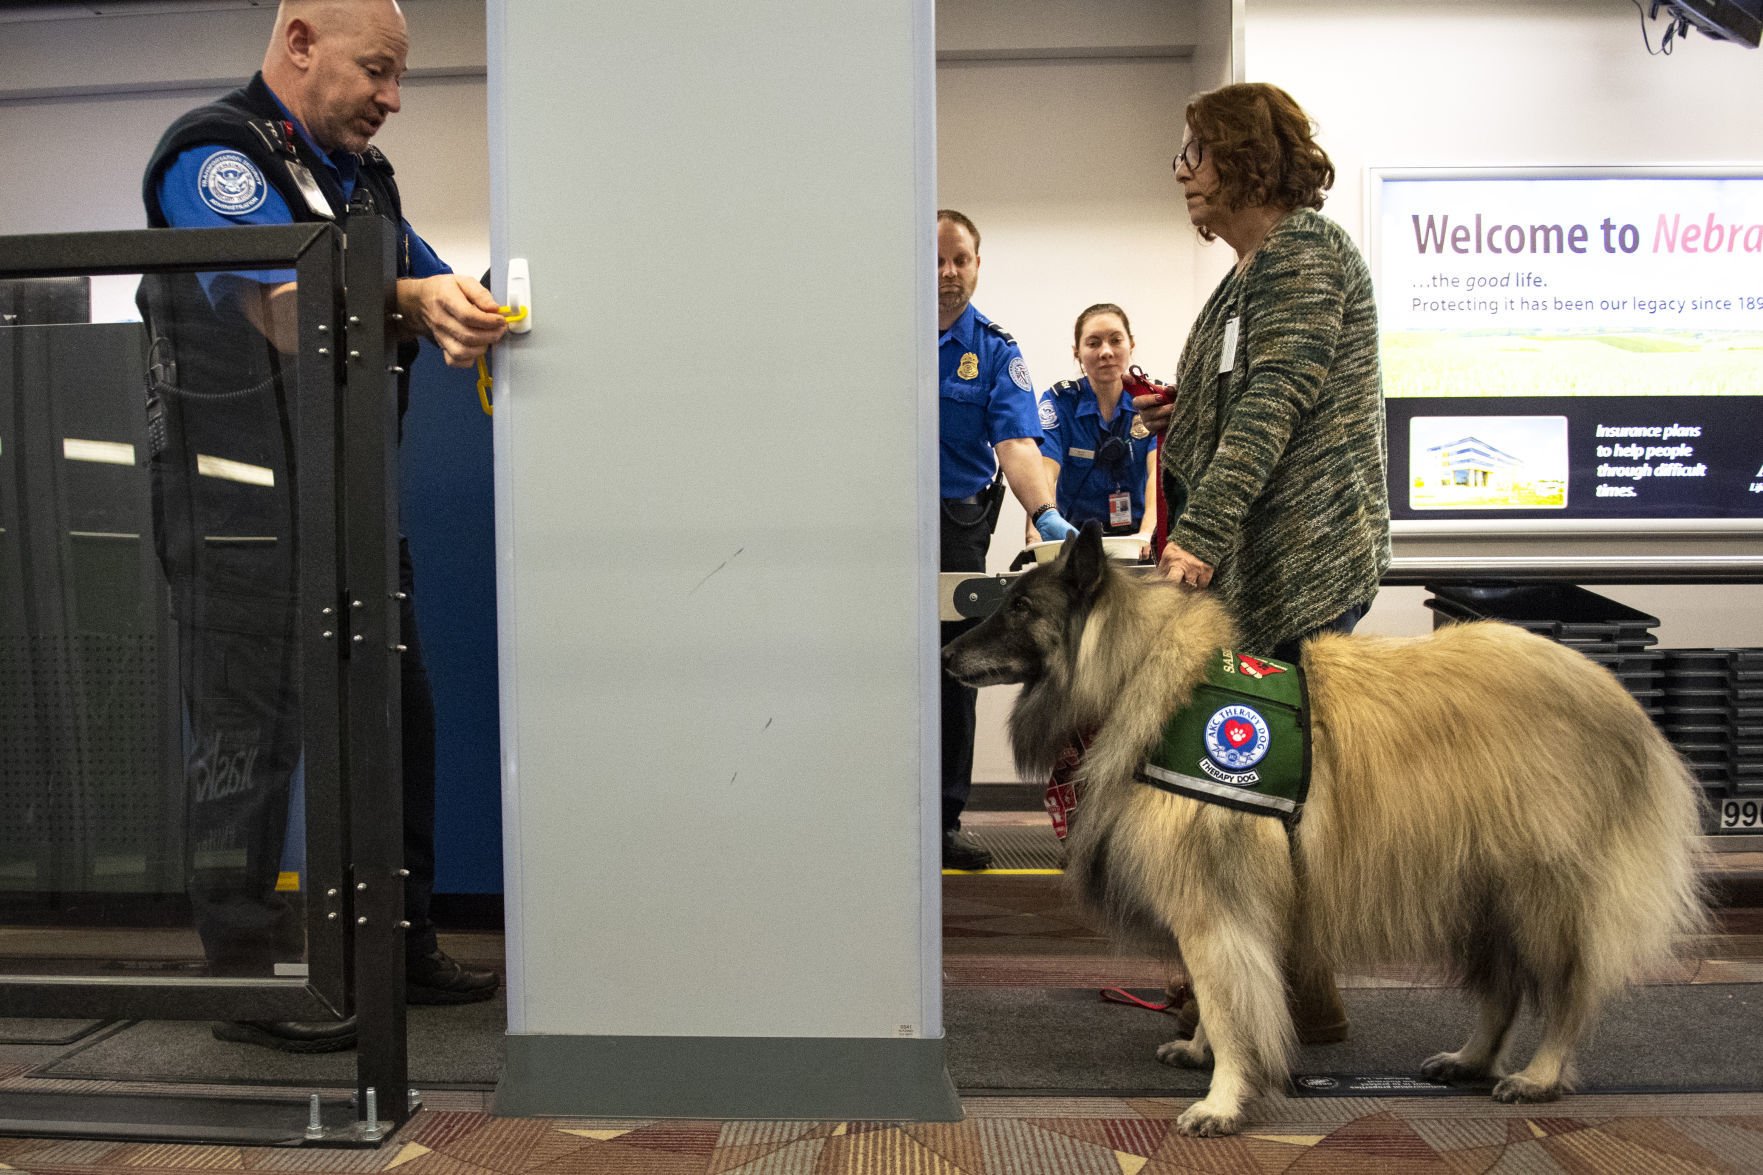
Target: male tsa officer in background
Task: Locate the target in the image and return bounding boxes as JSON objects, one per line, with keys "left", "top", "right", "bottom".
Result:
{"left": 139, "top": 0, "right": 503, "bottom": 1052}
{"left": 937, "top": 209, "right": 1076, "bottom": 870}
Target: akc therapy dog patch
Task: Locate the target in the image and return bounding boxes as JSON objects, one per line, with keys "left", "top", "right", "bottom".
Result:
{"left": 1136, "top": 649, "right": 1310, "bottom": 823}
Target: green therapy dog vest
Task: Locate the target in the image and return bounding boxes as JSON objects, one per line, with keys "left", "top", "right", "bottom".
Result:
{"left": 1134, "top": 649, "right": 1310, "bottom": 823}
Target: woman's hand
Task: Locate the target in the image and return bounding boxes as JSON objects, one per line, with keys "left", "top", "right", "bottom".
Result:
{"left": 1156, "top": 542, "right": 1214, "bottom": 588}
{"left": 1131, "top": 391, "right": 1175, "bottom": 437}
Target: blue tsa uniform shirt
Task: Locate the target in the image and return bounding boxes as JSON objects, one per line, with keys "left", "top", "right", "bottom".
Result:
{"left": 154, "top": 87, "right": 449, "bottom": 290}
{"left": 938, "top": 304, "right": 1040, "bottom": 500}
{"left": 1036, "top": 377, "right": 1158, "bottom": 531}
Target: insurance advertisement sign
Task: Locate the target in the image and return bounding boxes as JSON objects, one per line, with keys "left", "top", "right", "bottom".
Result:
{"left": 1370, "top": 168, "right": 1763, "bottom": 528}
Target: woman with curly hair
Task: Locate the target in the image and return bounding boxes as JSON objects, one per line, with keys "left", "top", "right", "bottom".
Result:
{"left": 1134, "top": 82, "right": 1391, "bottom": 1046}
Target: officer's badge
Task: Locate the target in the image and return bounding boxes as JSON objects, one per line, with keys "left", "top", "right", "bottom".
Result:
{"left": 1038, "top": 395, "right": 1058, "bottom": 431}
{"left": 1008, "top": 356, "right": 1032, "bottom": 392}
{"left": 198, "top": 150, "right": 268, "bottom": 216}
{"left": 957, "top": 352, "right": 979, "bottom": 381}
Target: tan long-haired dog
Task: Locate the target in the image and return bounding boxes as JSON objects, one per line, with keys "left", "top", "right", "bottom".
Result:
{"left": 943, "top": 525, "right": 1708, "bottom": 1137}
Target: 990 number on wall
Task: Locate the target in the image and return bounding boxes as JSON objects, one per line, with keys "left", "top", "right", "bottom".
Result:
{"left": 1720, "top": 800, "right": 1763, "bottom": 831}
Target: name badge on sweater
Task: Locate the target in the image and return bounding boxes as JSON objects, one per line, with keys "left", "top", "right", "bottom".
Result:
{"left": 1218, "top": 316, "right": 1240, "bottom": 374}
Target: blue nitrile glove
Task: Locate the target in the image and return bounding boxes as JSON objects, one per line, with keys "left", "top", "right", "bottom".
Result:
{"left": 1033, "top": 507, "right": 1079, "bottom": 542}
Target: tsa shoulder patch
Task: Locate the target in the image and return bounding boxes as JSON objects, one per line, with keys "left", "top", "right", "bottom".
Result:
{"left": 1038, "top": 393, "right": 1058, "bottom": 430}
{"left": 1136, "top": 649, "right": 1310, "bottom": 823}
{"left": 197, "top": 149, "right": 269, "bottom": 216}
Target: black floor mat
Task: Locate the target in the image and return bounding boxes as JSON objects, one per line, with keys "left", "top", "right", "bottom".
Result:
{"left": 0, "top": 1018, "right": 112, "bottom": 1046}
{"left": 944, "top": 984, "right": 1763, "bottom": 1096}
{"left": 30, "top": 993, "right": 505, "bottom": 1087}
{"left": 29, "top": 984, "right": 1763, "bottom": 1097}
{"left": 960, "top": 824, "right": 1062, "bottom": 870}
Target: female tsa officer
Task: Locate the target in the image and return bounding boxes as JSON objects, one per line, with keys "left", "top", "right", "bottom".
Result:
{"left": 1035, "top": 303, "right": 1160, "bottom": 557}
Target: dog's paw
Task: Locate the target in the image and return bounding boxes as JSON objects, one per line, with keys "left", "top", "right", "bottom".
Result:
{"left": 1156, "top": 1038, "right": 1211, "bottom": 1069}
{"left": 1491, "top": 1074, "right": 1562, "bottom": 1104}
{"left": 1176, "top": 1099, "right": 1243, "bottom": 1137}
{"left": 1420, "top": 1050, "right": 1491, "bottom": 1084}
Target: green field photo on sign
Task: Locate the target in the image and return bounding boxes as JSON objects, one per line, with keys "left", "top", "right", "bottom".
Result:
{"left": 1382, "top": 330, "right": 1763, "bottom": 400}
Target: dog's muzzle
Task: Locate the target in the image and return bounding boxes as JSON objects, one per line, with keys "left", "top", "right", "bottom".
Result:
{"left": 943, "top": 643, "right": 1030, "bottom": 688}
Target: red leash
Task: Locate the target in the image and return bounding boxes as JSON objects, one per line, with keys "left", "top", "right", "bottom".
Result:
{"left": 1099, "top": 983, "right": 1188, "bottom": 1014}
{"left": 1050, "top": 730, "right": 1189, "bottom": 1017}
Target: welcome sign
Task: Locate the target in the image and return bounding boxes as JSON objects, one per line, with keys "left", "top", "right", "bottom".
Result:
{"left": 1368, "top": 167, "right": 1763, "bottom": 528}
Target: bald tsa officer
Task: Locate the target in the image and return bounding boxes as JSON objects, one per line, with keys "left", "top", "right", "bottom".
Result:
{"left": 139, "top": 0, "right": 502, "bottom": 1053}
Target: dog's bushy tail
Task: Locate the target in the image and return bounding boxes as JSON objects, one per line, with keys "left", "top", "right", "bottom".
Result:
{"left": 1581, "top": 734, "right": 1711, "bottom": 997}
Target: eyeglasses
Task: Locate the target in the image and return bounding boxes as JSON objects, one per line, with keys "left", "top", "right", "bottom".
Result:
{"left": 1173, "top": 140, "right": 1204, "bottom": 173}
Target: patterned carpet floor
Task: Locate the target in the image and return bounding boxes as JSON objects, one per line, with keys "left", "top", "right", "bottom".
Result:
{"left": 3, "top": 1091, "right": 1763, "bottom": 1173}
{"left": 1, "top": 825, "right": 1759, "bottom": 1173}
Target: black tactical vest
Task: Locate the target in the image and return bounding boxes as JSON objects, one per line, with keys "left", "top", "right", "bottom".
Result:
{"left": 140, "top": 72, "right": 419, "bottom": 413}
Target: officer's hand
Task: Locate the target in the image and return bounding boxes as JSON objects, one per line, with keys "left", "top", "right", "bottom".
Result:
{"left": 1032, "top": 507, "right": 1079, "bottom": 543}
{"left": 1131, "top": 392, "right": 1175, "bottom": 437}
{"left": 398, "top": 274, "right": 509, "bottom": 368}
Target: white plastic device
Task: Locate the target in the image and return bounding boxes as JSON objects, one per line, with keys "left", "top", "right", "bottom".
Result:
{"left": 505, "top": 258, "right": 533, "bottom": 333}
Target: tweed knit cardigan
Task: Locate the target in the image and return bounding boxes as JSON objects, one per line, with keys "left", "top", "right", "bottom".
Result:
{"left": 1161, "top": 207, "right": 1391, "bottom": 652}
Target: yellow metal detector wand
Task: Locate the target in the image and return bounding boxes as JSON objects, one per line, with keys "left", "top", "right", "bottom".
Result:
{"left": 474, "top": 303, "right": 529, "bottom": 416}
{"left": 475, "top": 356, "right": 492, "bottom": 415}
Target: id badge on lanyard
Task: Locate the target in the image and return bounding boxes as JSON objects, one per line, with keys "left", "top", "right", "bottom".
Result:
{"left": 1108, "top": 490, "right": 1131, "bottom": 529}
{"left": 285, "top": 160, "right": 334, "bottom": 220}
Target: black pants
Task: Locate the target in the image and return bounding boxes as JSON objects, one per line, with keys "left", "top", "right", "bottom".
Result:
{"left": 1269, "top": 600, "right": 1371, "bottom": 664}
{"left": 178, "top": 597, "right": 304, "bottom": 973}
{"left": 150, "top": 373, "right": 438, "bottom": 973}
{"left": 939, "top": 484, "right": 1003, "bottom": 832}
{"left": 398, "top": 539, "right": 439, "bottom": 963}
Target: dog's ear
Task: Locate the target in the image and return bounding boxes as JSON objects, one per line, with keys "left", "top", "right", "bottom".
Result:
{"left": 1061, "top": 520, "right": 1108, "bottom": 598}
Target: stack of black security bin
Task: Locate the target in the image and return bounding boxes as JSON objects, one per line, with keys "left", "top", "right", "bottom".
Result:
{"left": 1425, "top": 582, "right": 1763, "bottom": 826}
{"left": 1423, "top": 581, "right": 1665, "bottom": 720}
{"left": 1659, "top": 649, "right": 1763, "bottom": 812}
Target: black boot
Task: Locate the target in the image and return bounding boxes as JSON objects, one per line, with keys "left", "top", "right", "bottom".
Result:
{"left": 406, "top": 948, "right": 500, "bottom": 1005}
{"left": 942, "top": 828, "right": 993, "bottom": 871}
{"left": 212, "top": 1017, "right": 357, "bottom": 1053}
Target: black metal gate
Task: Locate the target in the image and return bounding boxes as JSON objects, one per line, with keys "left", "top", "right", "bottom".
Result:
{"left": 0, "top": 219, "right": 410, "bottom": 1145}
